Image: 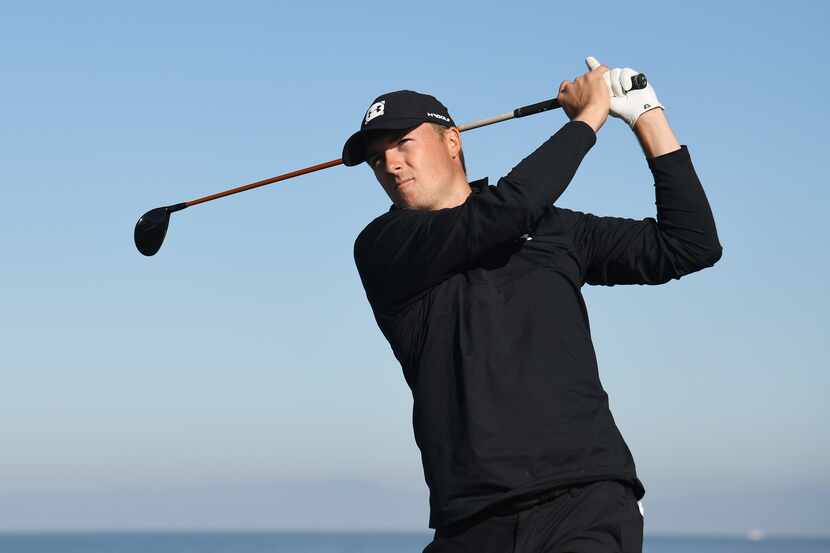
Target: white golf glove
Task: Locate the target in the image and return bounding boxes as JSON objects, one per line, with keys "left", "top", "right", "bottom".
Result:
{"left": 586, "top": 56, "right": 663, "bottom": 128}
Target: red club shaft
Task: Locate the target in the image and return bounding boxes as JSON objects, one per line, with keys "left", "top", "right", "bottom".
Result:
{"left": 185, "top": 158, "right": 344, "bottom": 207}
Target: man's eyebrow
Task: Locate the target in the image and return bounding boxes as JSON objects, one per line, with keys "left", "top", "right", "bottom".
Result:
{"left": 366, "top": 131, "right": 402, "bottom": 158}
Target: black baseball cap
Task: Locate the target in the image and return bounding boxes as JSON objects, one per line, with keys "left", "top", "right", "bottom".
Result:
{"left": 342, "top": 90, "right": 456, "bottom": 167}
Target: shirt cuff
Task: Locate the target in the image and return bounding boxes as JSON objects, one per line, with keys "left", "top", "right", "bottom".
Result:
{"left": 647, "top": 144, "right": 690, "bottom": 172}
{"left": 564, "top": 120, "right": 598, "bottom": 147}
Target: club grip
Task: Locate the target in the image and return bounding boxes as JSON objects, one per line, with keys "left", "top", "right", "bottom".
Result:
{"left": 513, "top": 99, "right": 560, "bottom": 118}
{"left": 512, "top": 73, "right": 647, "bottom": 120}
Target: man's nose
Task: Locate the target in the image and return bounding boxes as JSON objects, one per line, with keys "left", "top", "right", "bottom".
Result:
{"left": 382, "top": 148, "right": 403, "bottom": 173}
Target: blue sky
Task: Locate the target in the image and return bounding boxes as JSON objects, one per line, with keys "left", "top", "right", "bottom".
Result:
{"left": 1, "top": 0, "right": 828, "bottom": 535}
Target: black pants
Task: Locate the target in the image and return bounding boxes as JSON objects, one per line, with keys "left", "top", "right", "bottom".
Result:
{"left": 423, "top": 480, "right": 643, "bottom": 553}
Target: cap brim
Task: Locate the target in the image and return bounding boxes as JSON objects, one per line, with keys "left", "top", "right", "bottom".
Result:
{"left": 341, "top": 118, "right": 429, "bottom": 167}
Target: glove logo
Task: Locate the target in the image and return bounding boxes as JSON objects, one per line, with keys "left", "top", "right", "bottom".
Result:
{"left": 365, "top": 101, "right": 386, "bottom": 124}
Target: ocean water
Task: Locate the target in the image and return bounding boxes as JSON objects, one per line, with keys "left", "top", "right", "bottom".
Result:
{"left": 0, "top": 533, "right": 827, "bottom": 553}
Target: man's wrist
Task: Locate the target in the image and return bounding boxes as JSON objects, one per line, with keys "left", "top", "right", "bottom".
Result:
{"left": 574, "top": 107, "right": 606, "bottom": 134}
{"left": 633, "top": 108, "right": 680, "bottom": 158}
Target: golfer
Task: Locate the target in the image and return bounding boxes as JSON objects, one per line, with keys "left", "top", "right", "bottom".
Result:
{"left": 343, "top": 57, "right": 721, "bottom": 553}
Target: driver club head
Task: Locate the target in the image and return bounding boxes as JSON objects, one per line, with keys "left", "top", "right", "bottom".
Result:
{"left": 134, "top": 207, "right": 172, "bottom": 256}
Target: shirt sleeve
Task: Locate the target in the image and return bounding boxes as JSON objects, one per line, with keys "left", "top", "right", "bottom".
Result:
{"left": 570, "top": 145, "right": 723, "bottom": 286}
{"left": 355, "top": 120, "right": 597, "bottom": 312}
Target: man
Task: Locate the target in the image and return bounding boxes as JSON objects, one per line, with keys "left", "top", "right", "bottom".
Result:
{"left": 343, "top": 57, "right": 722, "bottom": 553}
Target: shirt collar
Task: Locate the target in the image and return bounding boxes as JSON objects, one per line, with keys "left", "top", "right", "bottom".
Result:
{"left": 388, "top": 177, "right": 488, "bottom": 212}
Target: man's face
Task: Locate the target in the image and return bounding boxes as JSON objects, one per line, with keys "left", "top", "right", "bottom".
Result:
{"left": 365, "top": 123, "right": 457, "bottom": 210}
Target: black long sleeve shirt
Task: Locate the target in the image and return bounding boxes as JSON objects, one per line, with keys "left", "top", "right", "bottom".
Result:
{"left": 353, "top": 120, "right": 722, "bottom": 529}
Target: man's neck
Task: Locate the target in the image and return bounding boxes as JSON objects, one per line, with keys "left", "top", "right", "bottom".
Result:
{"left": 430, "top": 174, "right": 472, "bottom": 210}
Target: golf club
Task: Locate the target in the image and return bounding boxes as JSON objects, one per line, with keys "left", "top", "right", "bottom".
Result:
{"left": 134, "top": 74, "right": 647, "bottom": 256}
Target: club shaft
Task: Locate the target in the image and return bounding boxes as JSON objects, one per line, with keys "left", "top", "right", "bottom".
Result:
{"left": 457, "top": 111, "right": 515, "bottom": 132}
{"left": 182, "top": 96, "right": 564, "bottom": 208}
{"left": 186, "top": 158, "right": 344, "bottom": 207}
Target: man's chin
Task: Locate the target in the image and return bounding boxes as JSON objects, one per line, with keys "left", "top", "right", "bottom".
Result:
{"left": 395, "top": 193, "right": 420, "bottom": 210}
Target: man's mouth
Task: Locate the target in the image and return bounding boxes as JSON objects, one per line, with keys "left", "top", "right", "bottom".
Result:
{"left": 396, "top": 177, "right": 415, "bottom": 188}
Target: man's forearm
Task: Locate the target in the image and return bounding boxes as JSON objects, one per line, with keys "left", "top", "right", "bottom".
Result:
{"left": 633, "top": 108, "right": 680, "bottom": 158}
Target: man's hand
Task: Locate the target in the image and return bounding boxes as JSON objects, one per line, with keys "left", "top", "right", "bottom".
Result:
{"left": 586, "top": 56, "right": 664, "bottom": 128}
{"left": 557, "top": 61, "right": 611, "bottom": 133}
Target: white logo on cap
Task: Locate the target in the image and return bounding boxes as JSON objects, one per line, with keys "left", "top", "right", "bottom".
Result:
{"left": 365, "top": 100, "right": 386, "bottom": 124}
{"left": 427, "top": 112, "right": 450, "bottom": 123}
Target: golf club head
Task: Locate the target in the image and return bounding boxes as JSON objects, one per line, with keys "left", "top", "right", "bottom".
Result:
{"left": 134, "top": 202, "right": 188, "bottom": 256}
{"left": 134, "top": 207, "right": 171, "bottom": 256}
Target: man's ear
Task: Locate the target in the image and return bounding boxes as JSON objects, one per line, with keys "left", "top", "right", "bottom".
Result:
{"left": 445, "top": 126, "right": 462, "bottom": 159}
